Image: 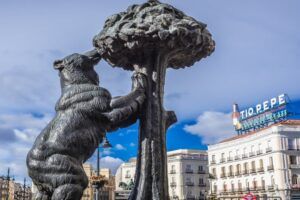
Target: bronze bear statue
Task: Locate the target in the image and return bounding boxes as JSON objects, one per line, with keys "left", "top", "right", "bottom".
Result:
{"left": 26, "top": 49, "right": 146, "bottom": 200}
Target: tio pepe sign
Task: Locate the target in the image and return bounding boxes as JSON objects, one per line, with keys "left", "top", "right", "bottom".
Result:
{"left": 233, "top": 94, "right": 289, "bottom": 133}
{"left": 240, "top": 94, "right": 286, "bottom": 120}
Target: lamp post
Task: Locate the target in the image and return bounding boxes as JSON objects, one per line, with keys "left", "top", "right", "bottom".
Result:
{"left": 93, "top": 135, "right": 112, "bottom": 200}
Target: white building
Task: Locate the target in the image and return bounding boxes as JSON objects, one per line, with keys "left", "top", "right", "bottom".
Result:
{"left": 208, "top": 120, "right": 300, "bottom": 200}
{"left": 115, "top": 149, "right": 209, "bottom": 200}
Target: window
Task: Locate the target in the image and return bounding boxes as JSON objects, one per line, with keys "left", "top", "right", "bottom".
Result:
{"left": 259, "top": 159, "right": 264, "bottom": 169}
{"left": 199, "top": 178, "right": 204, "bottom": 185}
{"left": 221, "top": 167, "right": 226, "bottom": 177}
{"left": 238, "top": 181, "right": 242, "bottom": 191}
{"left": 236, "top": 164, "right": 241, "bottom": 174}
{"left": 125, "top": 170, "right": 131, "bottom": 178}
{"left": 223, "top": 182, "right": 227, "bottom": 192}
{"left": 198, "top": 165, "right": 203, "bottom": 172}
{"left": 212, "top": 155, "right": 216, "bottom": 163}
{"left": 245, "top": 179, "right": 249, "bottom": 189}
{"left": 229, "top": 165, "right": 233, "bottom": 176}
{"left": 290, "top": 155, "right": 297, "bottom": 165}
{"left": 288, "top": 138, "right": 296, "bottom": 150}
{"left": 212, "top": 168, "right": 216, "bottom": 177}
{"left": 292, "top": 175, "right": 298, "bottom": 185}
{"left": 252, "top": 179, "right": 257, "bottom": 190}
{"left": 231, "top": 181, "right": 234, "bottom": 192}
{"left": 261, "top": 178, "right": 265, "bottom": 189}
{"left": 251, "top": 161, "right": 256, "bottom": 169}
{"left": 213, "top": 184, "right": 217, "bottom": 193}
{"left": 269, "top": 157, "right": 274, "bottom": 166}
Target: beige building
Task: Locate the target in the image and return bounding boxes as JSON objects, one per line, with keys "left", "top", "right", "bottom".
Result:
{"left": 115, "top": 149, "right": 209, "bottom": 200}
{"left": 82, "top": 163, "right": 115, "bottom": 200}
{"left": 0, "top": 178, "right": 31, "bottom": 200}
{"left": 208, "top": 120, "right": 300, "bottom": 200}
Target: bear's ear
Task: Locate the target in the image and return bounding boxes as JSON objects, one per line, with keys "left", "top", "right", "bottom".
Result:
{"left": 84, "top": 49, "right": 101, "bottom": 65}
{"left": 53, "top": 60, "right": 64, "bottom": 70}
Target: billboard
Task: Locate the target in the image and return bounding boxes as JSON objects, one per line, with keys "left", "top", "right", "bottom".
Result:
{"left": 232, "top": 94, "right": 290, "bottom": 134}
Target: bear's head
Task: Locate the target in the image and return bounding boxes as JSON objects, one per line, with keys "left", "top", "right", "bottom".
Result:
{"left": 53, "top": 49, "right": 101, "bottom": 90}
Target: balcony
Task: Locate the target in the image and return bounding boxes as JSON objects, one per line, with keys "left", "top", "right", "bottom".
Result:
{"left": 256, "top": 150, "right": 263, "bottom": 155}
{"left": 242, "top": 154, "right": 248, "bottom": 159}
{"left": 292, "top": 184, "right": 300, "bottom": 191}
{"left": 267, "top": 165, "right": 274, "bottom": 171}
{"left": 242, "top": 170, "right": 249, "bottom": 175}
{"left": 209, "top": 173, "right": 216, "bottom": 179}
{"left": 185, "top": 182, "right": 195, "bottom": 186}
{"left": 198, "top": 170, "right": 206, "bottom": 174}
{"left": 235, "top": 171, "right": 241, "bottom": 176}
{"left": 249, "top": 152, "right": 256, "bottom": 157}
{"left": 227, "top": 156, "right": 233, "bottom": 161}
{"left": 288, "top": 146, "right": 298, "bottom": 151}
{"left": 268, "top": 185, "right": 275, "bottom": 191}
{"left": 170, "top": 182, "right": 176, "bottom": 187}
{"left": 250, "top": 169, "right": 256, "bottom": 174}
{"left": 185, "top": 169, "right": 194, "bottom": 174}
{"left": 198, "top": 183, "right": 206, "bottom": 187}
{"left": 220, "top": 173, "right": 226, "bottom": 178}
{"left": 257, "top": 167, "right": 264, "bottom": 172}
{"left": 210, "top": 160, "right": 216, "bottom": 165}
{"left": 234, "top": 155, "right": 241, "bottom": 160}
{"left": 228, "top": 172, "right": 234, "bottom": 177}
{"left": 220, "top": 158, "right": 226, "bottom": 163}
{"left": 290, "top": 164, "right": 300, "bottom": 169}
{"left": 257, "top": 186, "right": 266, "bottom": 191}
{"left": 125, "top": 174, "right": 131, "bottom": 178}
{"left": 170, "top": 169, "right": 176, "bottom": 174}
{"left": 266, "top": 147, "right": 272, "bottom": 153}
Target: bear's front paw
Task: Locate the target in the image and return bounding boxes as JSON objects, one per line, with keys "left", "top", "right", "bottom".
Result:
{"left": 132, "top": 72, "right": 147, "bottom": 90}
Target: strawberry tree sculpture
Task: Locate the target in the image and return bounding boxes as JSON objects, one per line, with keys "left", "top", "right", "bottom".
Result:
{"left": 93, "top": 1, "right": 215, "bottom": 199}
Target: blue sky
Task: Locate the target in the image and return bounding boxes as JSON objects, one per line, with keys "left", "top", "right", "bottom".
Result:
{"left": 0, "top": 0, "right": 300, "bottom": 183}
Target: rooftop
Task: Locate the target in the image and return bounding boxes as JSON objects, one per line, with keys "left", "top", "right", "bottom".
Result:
{"left": 220, "top": 120, "right": 300, "bottom": 144}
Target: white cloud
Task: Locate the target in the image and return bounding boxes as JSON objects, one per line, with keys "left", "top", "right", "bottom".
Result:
{"left": 129, "top": 142, "right": 135, "bottom": 147}
{"left": 102, "top": 148, "right": 113, "bottom": 156}
{"left": 184, "top": 111, "right": 235, "bottom": 145}
{"left": 0, "top": 113, "right": 51, "bottom": 183}
{"left": 100, "top": 156, "right": 124, "bottom": 174}
{"left": 115, "top": 144, "right": 126, "bottom": 151}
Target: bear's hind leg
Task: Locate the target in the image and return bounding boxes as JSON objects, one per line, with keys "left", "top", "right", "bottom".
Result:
{"left": 33, "top": 191, "right": 50, "bottom": 200}
{"left": 51, "top": 184, "right": 83, "bottom": 200}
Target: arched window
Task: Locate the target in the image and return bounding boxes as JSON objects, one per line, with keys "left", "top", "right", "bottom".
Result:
{"left": 292, "top": 174, "right": 298, "bottom": 185}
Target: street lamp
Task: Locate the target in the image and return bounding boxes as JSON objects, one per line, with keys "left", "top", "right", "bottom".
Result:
{"left": 93, "top": 135, "right": 112, "bottom": 200}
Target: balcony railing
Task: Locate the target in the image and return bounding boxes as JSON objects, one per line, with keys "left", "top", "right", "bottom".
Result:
{"left": 256, "top": 150, "right": 263, "bottom": 155}
{"left": 250, "top": 168, "right": 256, "bottom": 174}
{"left": 220, "top": 158, "right": 226, "bottom": 163}
{"left": 185, "top": 169, "right": 194, "bottom": 174}
{"left": 170, "top": 169, "right": 176, "bottom": 174}
{"left": 198, "top": 183, "right": 206, "bottom": 187}
{"left": 185, "top": 182, "right": 194, "bottom": 186}
{"left": 234, "top": 155, "right": 241, "bottom": 160}
{"left": 249, "top": 152, "right": 256, "bottom": 157}
{"left": 292, "top": 184, "right": 300, "bottom": 191}
{"left": 257, "top": 167, "right": 264, "bottom": 172}
{"left": 257, "top": 186, "right": 266, "bottom": 191}
{"left": 211, "top": 160, "right": 216, "bottom": 165}
{"left": 227, "top": 157, "right": 233, "bottom": 161}
{"left": 266, "top": 147, "right": 272, "bottom": 153}
{"left": 242, "top": 154, "right": 248, "bottom": 159}
{"left": 267, "top": 165, "right": 274, "bottom": 171}
{"left": 125, "top": 174, "right": 131, "bottom": 178}
{"left": 235, "top": 171, "right": 241, "bottom": 176}
{"left": 220, "top": 173, "right": 226, "bottom": 178}
{"left": 242, "top": 170, "right": 249, "bottom": 175}
{"left": 228, "top": 172, "right": 234, "bottom": 177}
{"left": 268, "top": 185, "right": 275, "bottom": 191}
{"left": 170, "top": 182, "right": 176, "bottom": 187}
{"left": 290, "top": 164, "right": 300, "bottom": 169}
{"left": 198, "top": 170, "right": 206, "bottom": 174}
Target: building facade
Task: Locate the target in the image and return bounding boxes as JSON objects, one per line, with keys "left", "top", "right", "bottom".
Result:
{"left": 0, "top": 178, "right": 31, "bottom": 200}
{"left": 81, "top": 164, "right": 115, "bottom": 200}
{"left": 208, "top": 120, "right": 300, "bottom": 200}
{"left": 115, "top": 149, "right": 209, "bottom": 200}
